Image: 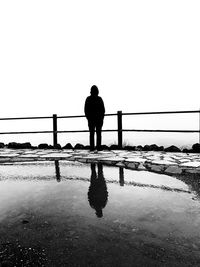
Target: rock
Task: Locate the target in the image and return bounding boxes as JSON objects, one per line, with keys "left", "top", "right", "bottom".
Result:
{"left": 7, "top": 142, "right": 32, "bottom": 149}
{"left": 74, "top": 143, "right": 84, "bottom": 149}
{"left": 143, "top": 145, "right": 150, "bottom": 151}
{"left": 124, "top": 145, "right": 136, "bottom": 151}
{"left": 109, "top": 144, "right": 119, "bottom": 150}
{"left": 100, "top": 145, "right": 109, "bottom": 150}
{"left": 7, "top": 142, "right": 19, "bottom": 149}
{"left": 143, "top": 162, "right": 151, "bottom": 171}
{"left": 164, "top": 145, "right": 181, "bottom": 153}
{"left": 63, "top": 143, "right": 73, "bottom": 149}
{"left": 135, "top": 145, "right": 143, "bottom": 151}
{"left": 182, "top": 148, "right": 193, "bottom": 153}
{"left": 54, "top": 144, "right": 62, "bottom": 149}
{"left": 0, "top": 142, "right": 5, "bottom": 148}
{"left": 159, "top": 146, "right": 164, "bottom": 151}
{"left": 116, "top": 162, "right": 125, "bottom": 167}
{"left": 126, "top": 162, "right": 139, "bottom": 169}
{"left": 192, "top": 143, "right": 200, "bottom": 153}
{"left": 149, "top": 144, "right": 164, "bottom": 151}
{"left": 20, "top": 142, "right": 32, "bottom": 149}
{"left": 151, "top": 164, "right": 165, "bottom": 173}
{"left": 165, "top": 165, "right": 182, "bottom": 174}
{"left": 31, "top": 146, "right": 38, "bottom": 149}
{"left": 38, "top": 143, "right": 49, "bottom": 149}
{"left": 143, "top": 144, "right": 164, "bottom": 151}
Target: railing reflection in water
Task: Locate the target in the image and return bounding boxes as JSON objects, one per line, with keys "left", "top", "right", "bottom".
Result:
{"left": 54, "top": 161, "right": 200, "bottom": 218}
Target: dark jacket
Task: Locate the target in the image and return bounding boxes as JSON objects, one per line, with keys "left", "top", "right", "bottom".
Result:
{"left": 84, "top": 95, "right": 105, "bottom": 121}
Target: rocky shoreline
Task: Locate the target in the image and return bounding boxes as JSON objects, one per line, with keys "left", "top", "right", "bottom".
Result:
{"left": 0, "top": 142, "right": 200, "bottom": 154}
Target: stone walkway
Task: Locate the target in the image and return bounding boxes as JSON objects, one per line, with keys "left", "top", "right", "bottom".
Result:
{"left": 0, "top": 148, "right": 200, "bottom": 175}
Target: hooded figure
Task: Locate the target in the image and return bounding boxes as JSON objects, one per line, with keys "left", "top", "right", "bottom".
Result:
{"left": 84, "top": 85, "right": 105, "bottom": 151}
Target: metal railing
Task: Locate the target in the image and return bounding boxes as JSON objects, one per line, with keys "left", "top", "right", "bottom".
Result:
{"left": 0, "top": 110, "right": 199, "bottom": 147}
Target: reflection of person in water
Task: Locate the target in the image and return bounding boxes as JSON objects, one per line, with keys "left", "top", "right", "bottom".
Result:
{"left": 88, "top": 163, "right": 108, "bottom": 218}
{"left": 55, "top": 160, "right": 61, "bottom": 182}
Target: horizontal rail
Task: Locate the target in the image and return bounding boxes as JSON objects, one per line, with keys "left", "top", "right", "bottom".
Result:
{"left": 0, "top": 113, "right": 117, "bottom": 121}
{"left": 0, "top": 129, "right": 118, "bottom": 135}
{"left": 57, "top": 130, "right": 117, "bottom": 133}
{"left": 58, "top": 113, "right": 117, "bottom": 119}
{"left": 123, "top": 129, "right": 200, "bottom": 133}
{"left": 57, "top": 115, "right": 85, "bottom": 119}
{"left": 0, "top": 110, "right": 198, "bottom": 121}
{"left": 0, "top": 116, "right": 52, "bottom": 121}
{"left": 0, "top": 110, "right": 199, "bottom": 146}
{"left": 122, "top": 110, "right": 200, "bottom": 116}
{"left": 0, "top": 129, "right": 199, "bottom": 135}
{"left": 0, "top": 131, "right": 53, "bottom": 135}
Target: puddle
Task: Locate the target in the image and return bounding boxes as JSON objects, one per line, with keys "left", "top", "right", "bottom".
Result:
{"left": 0, "top": 161, "right": 200, "bottom": 266}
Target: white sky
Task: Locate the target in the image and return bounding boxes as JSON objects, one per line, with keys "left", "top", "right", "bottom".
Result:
{"left": 0, "top": 0, "right": 199, "bottom": 146}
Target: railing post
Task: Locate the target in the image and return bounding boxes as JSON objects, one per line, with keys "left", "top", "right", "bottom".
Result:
{"left": 117, "top": 110, "right": 123, "bottom": 149}
{"left": 53, "top": 114, "right": 57, "bottom": 147}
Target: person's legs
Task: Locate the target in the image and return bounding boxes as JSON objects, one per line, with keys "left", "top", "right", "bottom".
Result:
{"left": 96, "top": 120, "right": 103, "bottom": 150}
{"left": 96, "top": 128, "right": 102, "bottom": 150}
{"left": 88, "top": 120, "right": 95, "bottom": 151}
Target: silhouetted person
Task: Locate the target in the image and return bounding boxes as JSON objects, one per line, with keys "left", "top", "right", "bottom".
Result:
{"left": 84, "top": 85, "right": 105, "bottom": 151}
{"left": 88, "top": 163, "right": 108, "bottom": 218}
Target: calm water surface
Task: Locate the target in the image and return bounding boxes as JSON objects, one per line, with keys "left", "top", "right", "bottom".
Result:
{"left": 0, "top": 161, "right": 200, "bottom": 266}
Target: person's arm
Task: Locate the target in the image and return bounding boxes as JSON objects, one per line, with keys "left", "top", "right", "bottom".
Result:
{"left": 84, "top": 97, "right": 90, "bottom": 119}
{"left": 99, "top": 97, "right": 105, "bottom": 117}
{"left": 102, "top": 100, "right": 105, "bottom": 115}
{"left": 84, "top": 98, "right": 88, "bottom": 118}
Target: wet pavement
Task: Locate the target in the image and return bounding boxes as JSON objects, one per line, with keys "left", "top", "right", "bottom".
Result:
{"left": 0, "top": 150, "right": 200, "bottom": 266}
